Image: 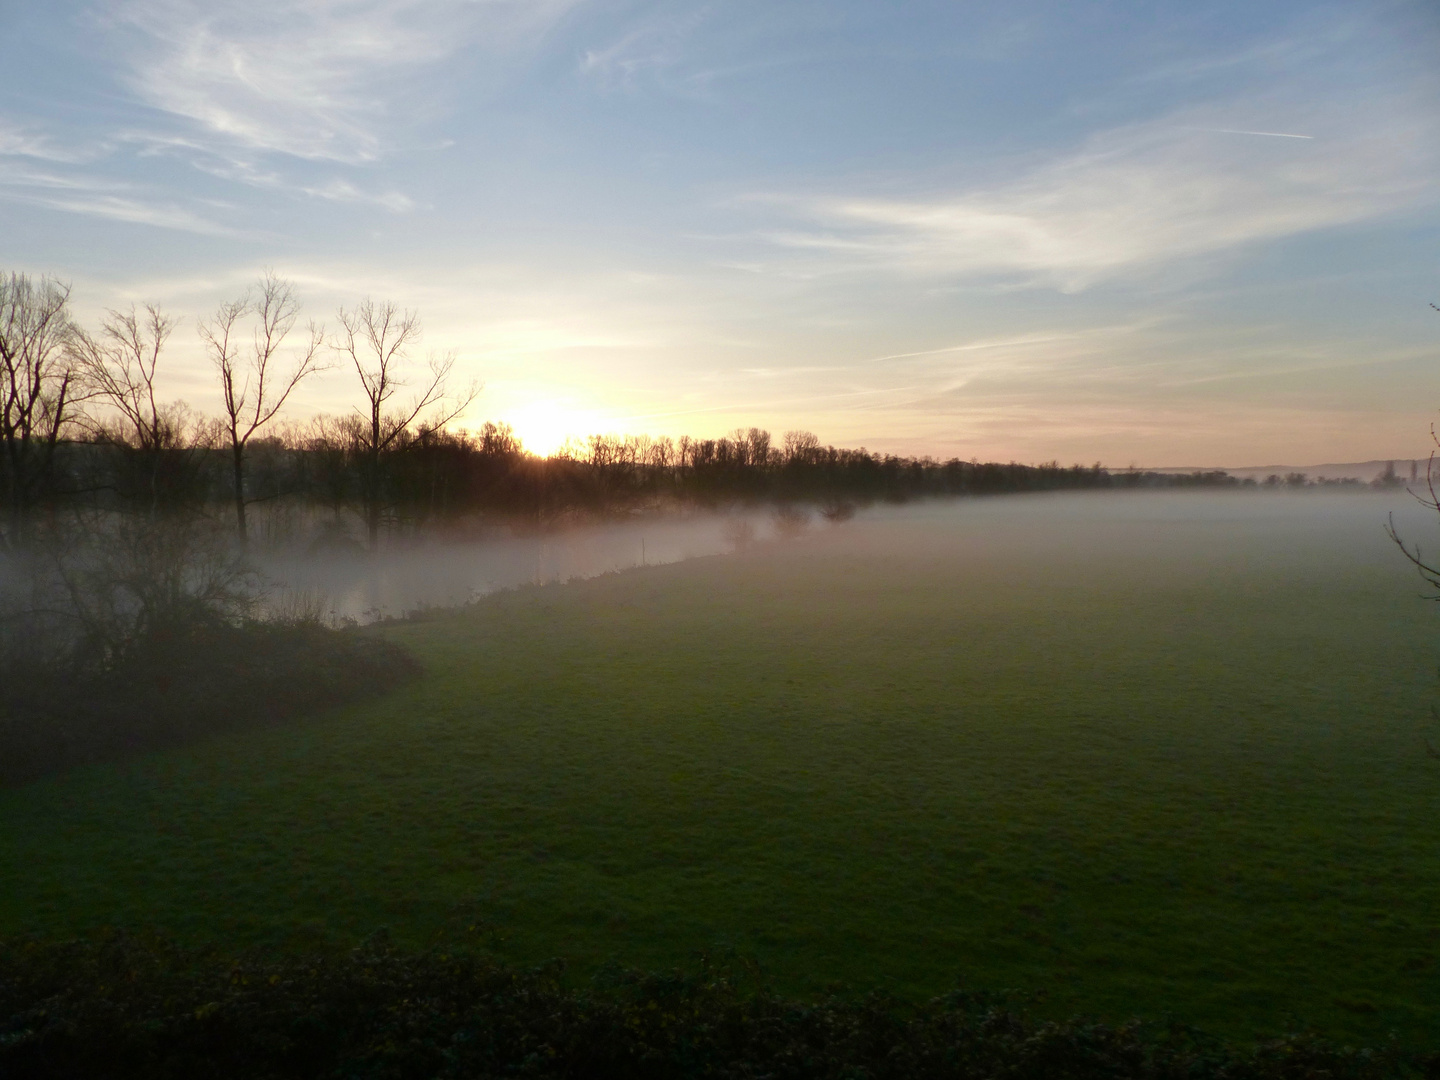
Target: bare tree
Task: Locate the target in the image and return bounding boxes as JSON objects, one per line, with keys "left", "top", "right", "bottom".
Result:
{"left": 1388, "top": 435, "right": 1440, "bottom": 759}
{"left": 72, "top": 304, "right": 174, "bottom": 450}
{"left": 333, "top": 298, "right": 476, "bottom": 546}
{"left": 1388, "top": 301, "right": 1440, "bottom": 756}
{"left": 200, "top": 272, "right": 324, "bottom": 543}
{"left": 1393, "top": 304, "right": 1440, "bottom": 591}
{"left": 68, "top": 304, "right": 200, "bottom": 516}
{"left": 783, "top": 430, "right": 821, "bottom": 466}
{"left": 0, "top": 273, "right": 79, "bottom": 550}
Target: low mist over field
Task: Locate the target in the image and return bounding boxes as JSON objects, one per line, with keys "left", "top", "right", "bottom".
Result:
{"left": 7, "top": 483, "right": 1440, "bottom": 1051}
{"left": 256, "top": 510, "right": 759, "bottom": 623}
{"left": 244, "top": 486, "right": 1431, "bottom": 622}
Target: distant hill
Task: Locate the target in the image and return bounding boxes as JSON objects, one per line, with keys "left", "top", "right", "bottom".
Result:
{"left": 1153, "top": 459, "right": 1430, "bottom": 484}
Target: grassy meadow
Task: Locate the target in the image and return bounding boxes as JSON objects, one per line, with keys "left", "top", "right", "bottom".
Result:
{"left": 3, "top": 491, "right": 1439, "bottom": 1044}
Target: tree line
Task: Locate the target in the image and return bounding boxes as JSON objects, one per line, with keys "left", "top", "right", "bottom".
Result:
{"left": 1, "top": 268, "right": 1246, "bottom": 555}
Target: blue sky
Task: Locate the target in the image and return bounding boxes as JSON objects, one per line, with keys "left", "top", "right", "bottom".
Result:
{"left": 2, "top": 0, "right": 1437, "bottom": 464}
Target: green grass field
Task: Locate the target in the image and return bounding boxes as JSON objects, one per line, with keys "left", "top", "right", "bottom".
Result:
{"left": 4, "top": 492, "right": 1440, "bottom": 1043}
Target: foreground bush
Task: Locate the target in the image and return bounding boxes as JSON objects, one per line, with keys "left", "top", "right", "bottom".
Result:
{"left": 0, "top": 621, "right": 420, "bottom": 785}
{"left": 0, "top": 934, "right": 1430, "bottom": 1079}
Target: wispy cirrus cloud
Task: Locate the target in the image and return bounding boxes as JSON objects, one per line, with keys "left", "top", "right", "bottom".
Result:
{"left": 579, "top": 8, "right": 712, "bottom": 91}
{"left": 752, "top": 87, "right": 1438, "bottom": 291}
{"left": 97, "top": 0, "right": 584, "bottom": 164}
{"left": 0, "top": 120, "right": 92, "bottom": 164}
{"left": 9, "top": 0, "right": 581, "bottom": 228}
{"left": 114, "top": 129, "right": 416, "bottom": 211}
{"left": 0, "top": 122, "right": 239, "bottom": 233}
{"left": 297, "top": 179, "right": 415, "bottom": 213}
{"left": 0, "top": 0, "right": 561, "bottom": 229}
{"left": 0, "top": 162, "right": 234, "bottom": 234}
{"left": 12, "top": 191, "right": 236, "bottom": 234}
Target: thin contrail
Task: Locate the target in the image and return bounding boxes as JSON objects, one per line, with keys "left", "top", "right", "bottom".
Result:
{"left": 1206, "top": 128, "right": 1314, "bottom": 139}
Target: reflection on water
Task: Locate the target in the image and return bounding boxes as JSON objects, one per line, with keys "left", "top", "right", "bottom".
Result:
{"left": 256, "top": 511, "right": 775, "bottom": 623}
{"left": 254, "top": 489, "right": 1429, "bottom": 625}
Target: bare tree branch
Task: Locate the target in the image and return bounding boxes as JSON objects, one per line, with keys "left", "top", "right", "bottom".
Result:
{"left": 331, "top": 299, "right": 477, "bottom": 546}
{"left": 72, "top": 304, "right": 178, "bottom": 452}
{"left": 202, "top": 272, "right": 326, "bottom": 541}
{"left": 0, "top": 272, "right": 80, "bottom": 550}
{"left": 67, "top": 304, "right": 207, "bottom": 517}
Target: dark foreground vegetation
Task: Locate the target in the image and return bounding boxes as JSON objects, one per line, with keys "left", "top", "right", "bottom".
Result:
{"left": 1, "top": 933, "right": 1428, "bottom": 1080}
{"left": 0, "top": 619, "right": 418, "bottom": 786}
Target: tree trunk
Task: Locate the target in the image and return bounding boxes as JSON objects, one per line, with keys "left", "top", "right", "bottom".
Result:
{"left": 231, "top": 440, "right": 248, "bottom": 544}
{"left": 367, "top": 417, "right": 382, "bottom": 549}
{"left": 366, "top": 493, "right": 380, "bottom": 548}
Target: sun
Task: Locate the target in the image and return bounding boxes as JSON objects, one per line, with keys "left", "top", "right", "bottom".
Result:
{"left": 503, "top": 402, "right": 606, "bottom": 458}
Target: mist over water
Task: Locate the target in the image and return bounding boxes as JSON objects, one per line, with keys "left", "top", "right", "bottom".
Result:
{"left": 256, "top": 489, "right": 1435, "bottom": 623}
{"left": 256, "top": 510, "right": 779, "bottom": 623}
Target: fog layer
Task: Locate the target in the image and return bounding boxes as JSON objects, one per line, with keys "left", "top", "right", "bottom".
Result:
{"left": 256, "top": 510, "right": 779, "bottom": 622}
{"left": 258, "top": 489, "right": 1432, "bottom": 623}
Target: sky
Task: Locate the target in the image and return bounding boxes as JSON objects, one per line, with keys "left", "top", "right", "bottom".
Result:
{"left": 1, "top": 0, "right": 1437, "bottom": 466}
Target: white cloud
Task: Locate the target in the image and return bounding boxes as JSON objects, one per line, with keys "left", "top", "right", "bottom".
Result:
{"left": 0, "top": 160, "right": 234, "bottom": 233}
{"left": 0, "top": 119, "right": 99, "bottom": 165}
{"left": 97, "top": 0, "right": 583, "bottom": 163}
{"left": 756, "top": 92, "right": 1438, "bottom": 291}
{"left": 0, "top": 189, "right": 234, "bottom": 234}
{"left": 579, "top": 9, "right": 710, "bottom": 90}
{"left": 298, "top": 179, "right": 415, "bottom": 212}
{"left": 109, "top": 129, "right": 413, "bottom": 212}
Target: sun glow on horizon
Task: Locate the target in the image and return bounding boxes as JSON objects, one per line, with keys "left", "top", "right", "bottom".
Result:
{"left": 501, "top": 401, "right": 613, "bottom": 458}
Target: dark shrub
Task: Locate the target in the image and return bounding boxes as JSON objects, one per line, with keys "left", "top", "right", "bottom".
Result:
{"left": 0, "top": 621, "right": 420, "bottom": 785}
{"left": 0, "top": 934, "right": 1431, "bottom": 1079}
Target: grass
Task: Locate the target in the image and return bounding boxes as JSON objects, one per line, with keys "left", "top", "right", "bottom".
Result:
{"left": 3, "top": 492, "right": 1439, "bottom": 1044}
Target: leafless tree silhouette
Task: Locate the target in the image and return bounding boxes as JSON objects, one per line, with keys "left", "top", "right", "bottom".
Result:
{"left": 0, "top": 273, "right": 79, "bottom": 550}
{"left": 68, "top": 303, "right": 203, "bottom": 516}
{"left": 333, "top": 298, "right": 476, "bottom": 546}
{"left": 201, "top": 272, "right": 325, "bottom": 543}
